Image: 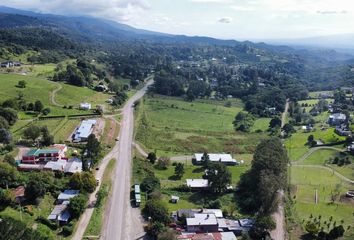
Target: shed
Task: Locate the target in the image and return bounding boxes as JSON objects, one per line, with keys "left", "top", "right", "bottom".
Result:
{"left": 171, "top": 195, "right": 180, "bottom": 203}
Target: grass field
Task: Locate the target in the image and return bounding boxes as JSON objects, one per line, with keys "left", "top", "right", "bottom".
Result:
{"left": 308, "top": 91, "right": 333, "bottom": 99}
{"left": 301, "top": 149, "right": 339, "bottom": 165}
{"left": 135, "top": 95, "right": 267, "bottom": 156}
{"left": 290, "top": 167, "right": 354, "bottom": 238}
{"left": 85, "top": 159, "right": 116, "bottom": 237}
{"left": 286, "top": 129, "right": 346, "bottom": 161}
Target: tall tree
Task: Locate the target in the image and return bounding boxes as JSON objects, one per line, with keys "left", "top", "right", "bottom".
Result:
{"left": 204, "top": 163, "right": 232, "bottom": 194}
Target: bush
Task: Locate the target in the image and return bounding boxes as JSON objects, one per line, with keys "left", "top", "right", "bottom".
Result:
{"left": 156, "top": 157, "right": 170, "bottom": 170}
{"left": 61, "top": 225, "right": 73, "bottom": 236}
{"left": 36, "top": 216, "right": 58, "bottom": 230}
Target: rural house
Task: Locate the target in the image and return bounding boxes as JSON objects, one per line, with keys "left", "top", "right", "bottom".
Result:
{"left": 328, "top": 113, "right": 347, "bottom": 126}
{"left": 21, "top": 145, "right": 67, "bottom": 164}
{"left": 186, "top": 213, "right": 219, "bottom": 232}
{"left": 186, "top": 179, "right": 209, "bottom": 190}
{"left": 193, "top": 153, "right": 238, "bottom": 165}
{"left": 177, "top": 232, "right": 237, "bottom": 240}
{"left": 72, "top": 119, "right": 97, "bottom": 142}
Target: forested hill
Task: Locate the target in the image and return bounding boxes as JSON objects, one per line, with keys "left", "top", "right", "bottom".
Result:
{"left": 0, "top": 6, "right": 354, "bottom": 91}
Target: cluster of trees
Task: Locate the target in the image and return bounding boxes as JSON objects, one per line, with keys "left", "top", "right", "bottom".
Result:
{"left": 23, "top": 125, "right": 54, "bottom": 146}
{"left": 304, "top": 215, "right": 346, "bottom": 240}
{"left": 233, "top": 112, "right": 255, "bottom": 132}
{"left": 151, "top": 71, "right": 185, "bottom": 97}
{"left": 68, "top": 172, "right": 97, "bottom": 193}
{"left": 2, "top": 94, "right": 49, "bottom": 115}
{"left": 52, "top": 59, "right": 106, "bottom": 87}
{"left": 237, "top": 138, "right": 288, "bottom": 239}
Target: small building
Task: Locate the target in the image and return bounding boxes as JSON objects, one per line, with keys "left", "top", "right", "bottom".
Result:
{"left": 328, "top": 113, "right": 347, "bottom": 126}
{"left": 186, "top": 179, "right": 209, "bottom": 190}
{"left": 17, "top": 164, "right": 44, "bottom": 171}
{"left": 57, "top": 190, "right": 80, "bottom": 204}
{"left": 44, "top": 160, "right": 67, "bottom": 171}
{"left": 72, "top": 119, "right": 96, "bottom": 142}
{"left": 186, "top": 213, "right": 219, "bottom": 232}
{"left": 193, "top": 153, "right": 237, "bottom": 166}
{"left": 176, "top": 209, "right": 223, "bottom": 219}
{"left": 171, "top": 195, "right": 180, "bottom": 204}
{"left": 301, "top": 125, "right": 313, "bottom": 132}
{"left": 79, "top": 102, "right": 91, "bottom": 110}
{"left": 335, "top": 125, "right": 352, "bottom": 136}
{"left": 48, "top": 203, "right": 71, "bottom": 223}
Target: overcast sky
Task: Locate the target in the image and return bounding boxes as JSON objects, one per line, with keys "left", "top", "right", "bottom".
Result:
{"left": 2, "top": 0, "right": 354, "bottom": 40}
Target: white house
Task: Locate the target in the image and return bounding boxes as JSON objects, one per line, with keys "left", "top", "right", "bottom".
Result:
{"left": 193, "top": 153, "right": 237, "bottom": 165}
{"left": 186, "top": 179, "right": 209, "bottom": 189}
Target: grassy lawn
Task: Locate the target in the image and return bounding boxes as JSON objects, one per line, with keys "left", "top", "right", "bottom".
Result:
{"left": 308, "top": 91, "right": 333, "bottom": 99}
{"left": 301, "top": 149, "right": 339, "bottom": 165}
{"left": 251, "top": 118, "right": 271, "bottom": 132}
{"left": 135, "top": 95, "right": 267, "bottom": 156}
{"left": 85, "top": 159, "right": 116, "bottom": 238}
{"left": 290, "top": 167, "right": 354, "bottom": 238}
{"left": 53, "top": 118, "right": 80, "bottom": 142}
{"left": 286, "top": 129, "right": 346, "bottom": 161}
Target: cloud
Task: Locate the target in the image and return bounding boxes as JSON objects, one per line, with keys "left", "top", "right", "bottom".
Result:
{"left": 190, "top": 0, "right": 233, "bottom": 3}
{"left": 2, "top": 0, "right": 150, "bottom": 23}
{"left": 317, "top": 10, "right": 348, "bottom": 14}
{"left": 218, "top": 17, "right": 232, "bottom": 23}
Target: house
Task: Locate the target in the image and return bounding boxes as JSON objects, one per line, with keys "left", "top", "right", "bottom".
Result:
{"left": 177, "top": 232, "right": 237, "bottom": 240}
{"left": 57, "top": 190, "right": 80, "bottom": 204}
{"left": 193, "top": 153, "right": 237, "bottom": 166}
{"left": 176, "top": 209, "right": 223, "bottom": 220}
{"left": 186, "top": 179, "right": 209, "bottom": 190}
{"left": 301, "top": 125, "right": 313, "bottom": 132}
{"left": 186, "top": 213, "right": 219, "bottom": 232}
{"left": 171, "top": 195, "right": 180, "bottom": 204}
{"left": 335, "top": 125, "right": 352, "bottom": 136}
{"left": 21, "top": 145, "right": 67, "bottom": 164}
{"left": 48, "top": 203, "right": 71, "bottom": 223}
{"left": 72, "top": 119, "right": 96, "bottom": 142}
{"left": 44, "top": 160, "right": 67, "bottom": 171}
{"left": 64, "top": 157, "right": 83, "bottom": 174}
{"left": 328, "top": 113, "right": 347, "bottom": 126}
{"left": 79, "top": 102, "right": 91, "bottom": 110}
{"left": 11, "top": 186, "right": 25, "bottom": 203}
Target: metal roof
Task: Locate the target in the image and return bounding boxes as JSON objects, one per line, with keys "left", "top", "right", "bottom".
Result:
{"left": 186, "top": 179, "right": 209, "bottom": 188}
{"left": 73, "top": 119, "right": 96, "bottom": 140}
{"left": 194, "top": 153, "right": 237, "bottom": 163}
{"left": 57, "top": 190, "right": 80, "bottom": 200}
{"left": 186, "top": 213, "right": 217, "bottom": 226}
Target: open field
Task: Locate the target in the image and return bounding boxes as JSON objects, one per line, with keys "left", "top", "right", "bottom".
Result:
{"left": 308, "top": 91, "right": 333, "bottom": 99}
{"left": 135, "top": 95, "right": 268, "bottom": 156}
{"left": 290, "top": 167, "right": 354, "bottom": 238}
{"left": 286, "top": 129, "right": 346, "bottom": 161}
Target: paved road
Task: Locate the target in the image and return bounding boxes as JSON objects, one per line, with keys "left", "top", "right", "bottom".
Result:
{"left": 102, "top": 80, "right": 153, "bottom": 240}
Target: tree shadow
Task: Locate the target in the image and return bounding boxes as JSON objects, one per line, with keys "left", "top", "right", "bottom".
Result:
{"left": 192, "top": 167, "right": 205, "bottom": 173}
{"left": 168, "top": 175, "right": 181, "bottom": 181}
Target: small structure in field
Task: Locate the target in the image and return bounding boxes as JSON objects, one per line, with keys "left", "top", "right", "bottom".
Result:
{"left": 79, "top": 102, "right": 91, "bottom": 110}
{"left": 171, "top": 195, "right": 180, "bottom": 204}
{"left": 193, "top": 153, "right": 237, "bottom": 166}
{"left": 186, "top": 179, "right": 209, "bottom": 190}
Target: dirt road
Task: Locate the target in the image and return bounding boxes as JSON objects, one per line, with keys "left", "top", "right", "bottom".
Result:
{"left": 50, "top": 82, "right": 63, "bottom": 107}
{"left": 101, "top": 80, "right": 153, "bottom": 240}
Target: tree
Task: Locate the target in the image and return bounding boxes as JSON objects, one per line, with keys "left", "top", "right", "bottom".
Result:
{"left": 249, "top": 215, "right": 276, "bottom": 239}
{"left": 0, "top": 163, "right": 18, "bottom": 188}
{"left": 86, "top": 134, "right": 101, "bottom": 160}
{"left": 81, "top": 172, "right": 97, "bottom": 193}
{"left": 307, "top": 135, "right": 314, "bottom": 144}
{"left": 174, "top": 163, "right": 185, "bottom": 179}
{"left": 0, "top": 107, "right": 18, "bottom": 125}
{"left": 201, "top": 152, "right": 210, "bottom": 168}
{"left": 0, "top": 116, "right": 9, "bottom": 129}
{"left": 23, "top": 125, "right": 41, "bottom": 142}
{"left": 69, "top": 173, "right": 83, "bottom": 190}
{"left": 41, "top": 108, "right": 51, "bottom": 115}
{"left": 269, "top": 117, "right": 282, "bottom": 129}
{"left": 147, "top": 152, "right": 157, "bottom": 164}
{"left": 282, "top": 123, "right": 295, "bottom": 136}
{"left": 141, "top": 175, "right": 160, "bottom": 194}
{"left": 233, "top": 112, "right": 255, "bottom": 132}
{"left": 156, "top": 157, "right": 170, "bottom": 170}
{"left": 4, "top": 154, "right": 16, "bottom": 166}
{"left": 17, "top": 80, "right": 26, "bottom": 88}
{"left": 157, "top": 229, "right": 176, "bottom": 240}
{"left": 328, "top": 225, "right": 345, "bottom": 239}
{"left": 0, "top": 188, "right": 15, "bottom": 205}
{"left": 305, "top": 222, "right": 319, "bottom": 237}
{"left": 68, "top": 194, "right": 87, "bottom": 218}
{"left": 34, "top": 100, "right": 44, "bottom": 112}
{"left": 41, "top": 126, "right": 54, "bottom": 146}
{"left": 25, "top": 172, "right": 54, "bottom": 202}
{"left": 142, "top": 199, "right": 170, "bottom": 224}
{"left": 204, "top": 163, "right": 232, "bottom": 194}
{"left": 0, "top": 128, "right": 12, "bottom": 144}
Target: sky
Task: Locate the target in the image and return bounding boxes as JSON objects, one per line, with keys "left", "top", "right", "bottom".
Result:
{"left": 2, "top": 0, "right": 354, "bottom": 40}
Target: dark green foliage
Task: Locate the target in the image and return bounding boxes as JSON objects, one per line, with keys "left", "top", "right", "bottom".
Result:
{"left": 68, "top": 194, "right": 87, "bottom": 218}
{"left": 233, "top": 112, "right": 255, "bottom": 132}
{"left": 41, "top": 126, "right": 54, "bottom": 146}
{"left": 269, "top": 117, "right": 282, "bottom": 129}
{"left": 35, "top": 216, "right": 58, "bottom": 230}
{"left": 34, "top": 100, "right": 44, "bottom": 112}
{"left": 142, "top": 199, "right": 170, "bottom": 224}
{"left": 41, "top": 107, "right": 51, "bottom": 115}
{"left": 0, "top": 107, "right": 18, "bottom": 125}
{"left": 141, "top": 175, "right": 161, "bottom": 194}
{"left": 0, "top": 216, "right": 52, "bottom": 240}
{"left": 25, "top": 172, "right": 54, "bottom": 202}
{"left": 152, "top": 71, "right": 185, "bottom": 96}
{"left": 147, "top": 152, "right": 157, "bottom": 164}
{"left": 249, "top": 215, "right": 276, "bottom": 240}
{"left": 85, "top": 134, "right": 101, "bottom": 163}
{"left": 237, "top": 138, "right": 288, "bottom": 214}
{"left": 174, "top": 163, "right": 185, "bottom": 179}
{"left": 112, "top": 91, "right": 128, "bottom": 106}
{"left": 204, "top": 163, "right": 232, "bottom": 194}
{"left": 0, "top": 128, "right": 12, "bottom": 144}
{"left": 17, "top": 80, "right": 26, "bottom": 88}
{"left": 69, "top": 172, "right": 96, "bottom": 193}
{"left": 201, "top": 152, "right": 210, "bottom": 168}
{"left": 23, "top": 125, "right": 41, "bottom": 141}
{"left": 4, "top": 154, "right": 16, "bottom": 166}
{"left": 0, "top": 116, "right": 9, "bottom": 129}
{"left": 0, "top": 162, "right": 18, "bottom": 188}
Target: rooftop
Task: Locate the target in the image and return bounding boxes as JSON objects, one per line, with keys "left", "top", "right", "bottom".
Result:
{"left": 64, "top": 157, "right": 82, "bottom": 174}
{"left": 194, "top": 153, "right": 237, "bottom": 164}
{"left": 57, "top": 190, "right": 80, "bottom": 201}
{"left": 186, "top": 179, "right": 209, "bottom": 188}
{"left": 178, "top": 232, "right": 237, "bottom": 240}
{"left": 44, "top": 160, "right": 67, "bottom": 171}
{"left": 25, "top": 148, "right": 60, "bottom": 157}
{"left": 74, "top": 119, "right": 96, "bottom": 140}
{"left": 186, "top": 213, "right": 217, "bottom": 226}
